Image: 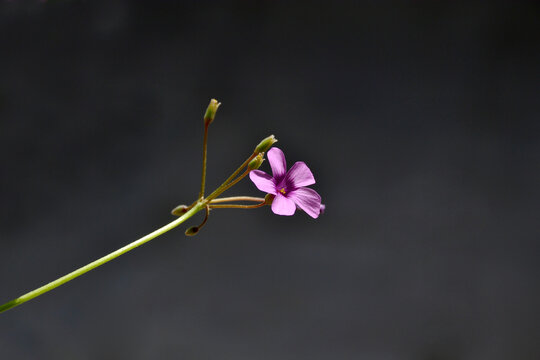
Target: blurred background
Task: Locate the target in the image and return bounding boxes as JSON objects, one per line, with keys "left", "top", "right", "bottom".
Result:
{"left": 0, "top": 1, "right": 539, "bottom": 359}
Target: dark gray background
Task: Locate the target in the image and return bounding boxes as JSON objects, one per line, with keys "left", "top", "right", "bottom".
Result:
{"left": 1, "top": 1, "right": 539, "bottom": 359}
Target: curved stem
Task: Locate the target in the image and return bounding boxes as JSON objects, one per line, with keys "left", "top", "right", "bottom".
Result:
{"left": 0, "top": 202, "right": 206, "bottom": 314}
{"left": 196, "top": 205, "right": 210, "bottom": 230}
{"left": 209, "top": 202, "right": 266, "bottom": 209}
{"left": 210, "top": 196, "right": 265, "bottom": 204}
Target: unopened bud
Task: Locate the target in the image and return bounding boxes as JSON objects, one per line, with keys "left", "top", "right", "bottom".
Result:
{"left": 254, "top": 135, "right": 277, "bottom": 153}
{"left": 204, "top": 99, "right": 221, "bottom": 126}
{"left": 248, "top": 153, "right": 265, "bottom": 170}
{"left": 264, "top": 193, "right": 275, "bottom": 205}
{"left": 185, "top": 226, "right": 199, "bottom": 236}
{"left": 171, "top": 204, "right": 189, "bottom": 216}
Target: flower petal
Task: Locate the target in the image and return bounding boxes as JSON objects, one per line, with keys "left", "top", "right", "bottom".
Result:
{"left": 267, "top": 147, "right": 287, "bottom": 181}
{"left": 271, "top": 193, "right": 296, "bottom": 216}
{"left": 285, "top": 161, "right": 315, "bottom": 188}
{"left": 249, "top": 170, "right": 277, "bottom": 194}
{"left": 288, "top": 187, "right": 322, "bottom": 218}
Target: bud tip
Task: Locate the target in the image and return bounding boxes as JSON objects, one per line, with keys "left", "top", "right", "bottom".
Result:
{"left": 254, "top": 135, "right": 278, "bottom": 153}
{"left": 204, "top": 99, "right": 221, "bottom": 125}
{"left": 171, "top": 204, "right": 189, "bottom": 216}
{"left": 248, "top": 153, "right": 265, "bottom": 170}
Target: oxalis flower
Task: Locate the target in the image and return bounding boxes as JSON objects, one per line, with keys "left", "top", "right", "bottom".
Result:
{"left": 249, "top": 147, "right": 324, "bottom": 218}
{"left": 0, "top": 98, "right": 329, "bottom": 315}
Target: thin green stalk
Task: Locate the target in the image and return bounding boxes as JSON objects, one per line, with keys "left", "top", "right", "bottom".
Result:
{"left": 225, "top": 153, "right": 256, "bottom": 185}
{"left": 182, "top": 153, "right": 257, "bottom": 212}
{"left": 206, "top": 168, "right": 251, "bottom": 202}
{"left": 205, "top": 153, "right": 256, "bottom": 201}
{"left": 198, "top": 123, "right": 210, "bottom": 199}
{"left": 209, "top": 202, "right": 266, "bottom": 209}
{"left": 209, "top": 196, "right": 266, "bottom": 209}
{"left": 210, "top": 196, "right": 265, "bottom": 204}
{"left": 0, "top": 202, "right": 206, "bottom": 314}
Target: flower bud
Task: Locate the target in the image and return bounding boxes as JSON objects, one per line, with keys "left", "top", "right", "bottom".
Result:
{"left": 171, "top": 204, "right": 189, "bottom": 216}
{"left": 248, "top": 153, "right": 265, "bottom": 170}
{"left": 185, "top": 226, "right": 199, "bottom": 236}
{"left": 204, "top": 99, "right": 221, "bottom": 126}
{"left": 264, "top": 193, "right": 275, "bottom": 205}
{"left": 254, "top": 135, "right": 277, "bottom": 153}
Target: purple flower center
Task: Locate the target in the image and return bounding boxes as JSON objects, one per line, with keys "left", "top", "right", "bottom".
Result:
{"left": 275, "top": 177, "right": 295, "bottom": 196}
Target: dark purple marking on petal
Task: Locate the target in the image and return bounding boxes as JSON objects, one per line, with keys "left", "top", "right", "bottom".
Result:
{"left": 288, "top": 187, "right": 322, "bottom": 218}
{"left": 286, "top": 161, "right": 315, "bottom": 188}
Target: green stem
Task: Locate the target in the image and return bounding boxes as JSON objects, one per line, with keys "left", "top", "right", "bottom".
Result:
{"left": 0, "top": 202, "right": 207, "bottom": 314}
{"left": 206, "top": 169, "right": 251, "bottom": 202}
{"left": 210, "top": 196, "right": 265, "bottom": 204}
{"left": 199, "top": 123, "right": 210, "bottom": 199}
{"left": 205, "top": 154, "right": 256, "bottom": 202}
{"left": 209, "top": 196, "right": 267, "bottom": 209}
{"left": 209, "top": 202, "right": 266, "bottom": 209}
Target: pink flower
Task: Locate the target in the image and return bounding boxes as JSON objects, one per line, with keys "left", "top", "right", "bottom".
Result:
{"left": 249, "top": 147, "right": 323, "bottom": 218}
